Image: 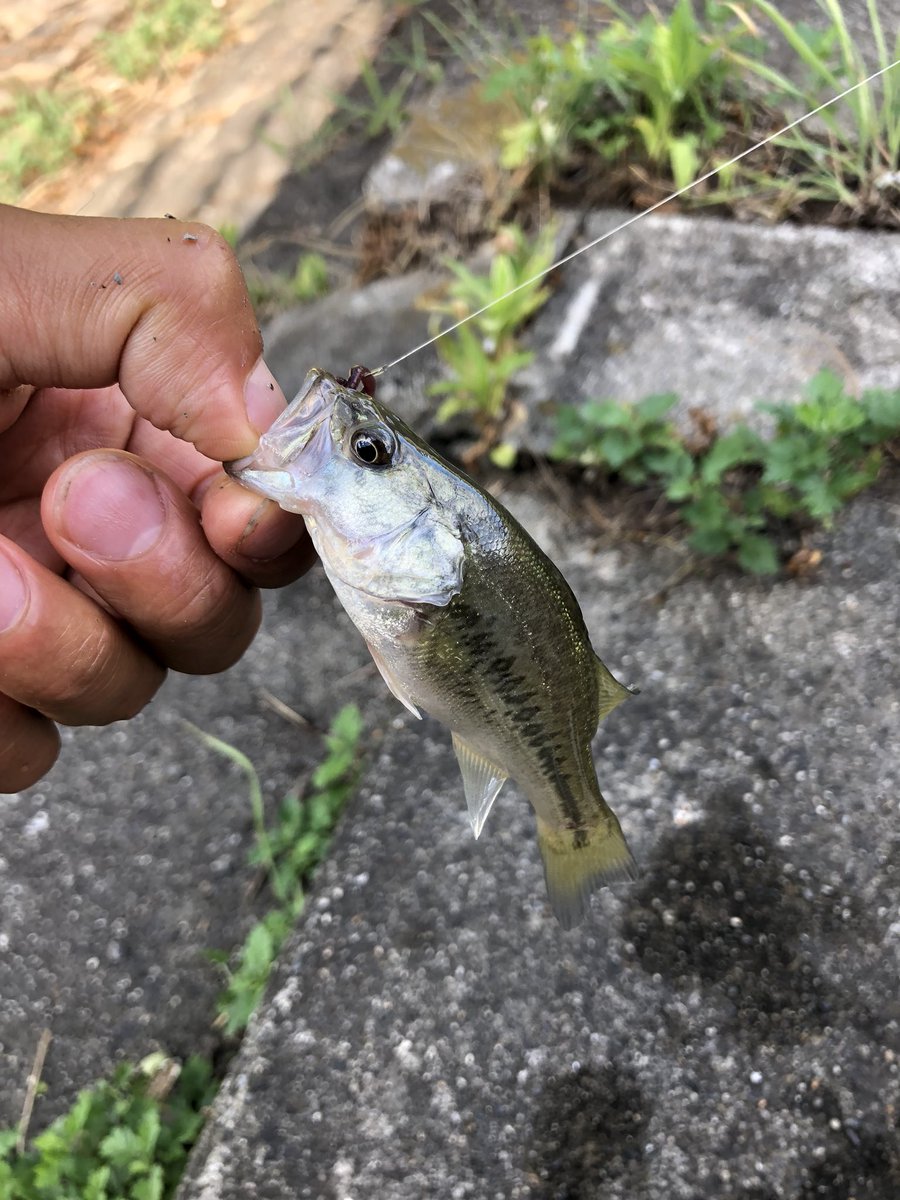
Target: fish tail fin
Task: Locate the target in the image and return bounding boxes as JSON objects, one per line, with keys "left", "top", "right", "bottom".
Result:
{"left": 537, "top": 810, "right": 637, "bottom": 931}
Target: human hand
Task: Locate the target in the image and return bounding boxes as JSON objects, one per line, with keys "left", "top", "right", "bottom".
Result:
{"left": 0, "top": 205, "right": 313, "bottom": 792}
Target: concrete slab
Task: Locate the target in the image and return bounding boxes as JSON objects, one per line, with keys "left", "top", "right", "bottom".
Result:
{"left": 179, "top": 470, "right": 900, "bottom": 1200}
{"left": 3, "top": 3, "right": 900, "bottom": 1183}
{"left": 0, "top": 567, "right": 392, "bottom": 1131}
{"left": 262, "top": 268, "right": 442, "bottom": 434}
{"left": 260, "top": 209, "right": 900, "bottom": 451}
{"left": 15, "top": 0, "right": 394, "bottom": 231}
{"left": 515, "top": 210, "right": 900, "bottom": 448}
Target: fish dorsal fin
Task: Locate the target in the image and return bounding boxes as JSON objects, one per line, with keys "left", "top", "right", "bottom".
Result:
{"left": 368, "top": 644, "right": 422, "bottom": 719}
{"left": 451, "top": 732, "right": 508, "bottom": 839}
{"left": 595, "top": 656, "right": 638, "bottom": 726}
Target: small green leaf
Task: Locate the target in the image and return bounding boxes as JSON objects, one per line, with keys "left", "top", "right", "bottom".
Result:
{"left": 131, "top": 1163, "right": 164, "bottom": 1200}
{"left": 582, "top": 399, "right": 631, "bottom": 429}
{"left": 664, "top": 472, "right": 696, "bottom": 502}
{"left": 635, "top": 392, "right": 678, "bottom": 423}
{"left": 669, "top": 133, "right": 700, "bottom": 189}
{"left": 688, "top": 525, "right": 733, "bottom": 555}
{"left": 700, "top": 427, "right": 764, "bottom": 483}
{"left": 861, "top": 386, "right": 900, "bottom": 435}
{"left": 220, "top": 987, "right": 261, "bottom": 1037}
{"left": 598, "top": 427, "right": 642, "bottom": 469}
{"left": 737, "top": 534, "right": 780, "bottom": 574}
{"left": 240, "top": 922, "right": 275, "bottom": 978}
{"left": 330, "top": 703, "right": 363, "bottom": 745}
{"left": 291, "top": 253, "right": 329, "bottom": 303}
{"left": 136, "top": 1107, "right": 161, "bottom": 1158}
{"left": 490, "top": 442, "right": 519, "bottom": 469}
{"left": 100, "top": 1125, "right": 148, "bottom": 1170}
{"left": 85, "top": 1164, "right": 112, "bottom": 1200}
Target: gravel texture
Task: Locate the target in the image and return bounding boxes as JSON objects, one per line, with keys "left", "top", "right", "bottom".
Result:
{"left": 0, "top": 567, "right": 391, "bottom": 1130}
{"left": 3, "top": 3, "right": 900, "bottom": 1187}
{"left": 179, "top": 474, "right": 900, "bottom": 1200}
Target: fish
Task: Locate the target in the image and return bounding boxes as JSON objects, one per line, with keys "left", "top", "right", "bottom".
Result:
{"left": 227, "top": 367, "right": 637, "bottom": 928}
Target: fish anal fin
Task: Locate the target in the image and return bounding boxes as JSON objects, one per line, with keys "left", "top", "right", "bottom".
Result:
{"left": 537, "top": 809, "right": 637, "bottom": 931}
{"left": 595, "top": 655, "right": 639, "bottom": 725}
{"left": 368, "top": 644, "right": 421, "bottom": 719}
{"left": 451, "top": 732, "right": 508, "bottom": 839}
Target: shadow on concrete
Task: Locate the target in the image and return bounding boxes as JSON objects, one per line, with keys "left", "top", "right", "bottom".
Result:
{"left": 621, "top": 786, "right": 880, "bottom": 1048}
{"left": 525, "top": 1064, "right": 649, "bottom": 1198}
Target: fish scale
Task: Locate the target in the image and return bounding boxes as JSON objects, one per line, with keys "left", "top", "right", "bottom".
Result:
{"left": 223, "top": 60, "right": 899, "bottom": 928}
{"left": 228, "top": 368, "right": 636, "bottom": 928}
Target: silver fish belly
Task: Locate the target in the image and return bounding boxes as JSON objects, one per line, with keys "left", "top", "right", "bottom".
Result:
{"left": 227, "top": 368, "right": 637, "bottom": 928}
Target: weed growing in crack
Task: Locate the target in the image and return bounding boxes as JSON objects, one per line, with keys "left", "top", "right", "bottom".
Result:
{"left": 552, "top": 370, "right": 900, "bottom": 574}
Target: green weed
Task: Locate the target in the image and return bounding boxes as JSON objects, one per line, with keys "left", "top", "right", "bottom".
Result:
{"left": 217, "top": 222, "right": 239, "bottom": 249}
{"left": 0, "top": 708, "right": 363, "bottom": 1194}
{"left": 197, "top": 704, "right": 364, "bottom": 1035}
{"left": 287, "top": 11, "right": 449, "bottom": 171}
{"left": 415, "top": 0, "right": 506, "bottom": 75}
{"left": 382, "top": 13, "right": 445, "bottom": 91}
{"left": 427, "top": 224, "right": 555, "bottom": 454}
{"left": 329, "top": 60, "right": 418, "bottom": 139}
{"left": 0, "top": 1053, "right": 217, "bottom": 1200}
{"left": 289, "top": 253, "right": 330, "bottom": 303}
{"left": 732, "top": 0, "right": 900, "bottom": 219}
{"left": 244, "top": 253, "right": 331, "bottom": 319}
{"left": 487, "top": 31, "right": 607, "bottom": 181}
{"left": 552, "top": 370, "right": 900, "bottom": 574}
{"left": 483, "top": 0, "right": 898, "bottom": 222}
{"left": 486, "top": 0, "right": 753, "bottom": 192}
{"left": 0, "top": 89, "right": 89, "bottom": 202}
{"left": 100, "top": 0, "right": 224, "bottom": 82}
{"left": 552, "top": 392, "right": 693, "bottom": 485}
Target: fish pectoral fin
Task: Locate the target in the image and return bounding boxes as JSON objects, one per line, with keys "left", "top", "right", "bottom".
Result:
{"left": 595, "top": 655, "right": 638, "bottom": 725}
{"left": 451, "top": 732, "right": 508, "bottom": 840}
{"left": 368, "top": 644, "right": 422, "bottom": 719}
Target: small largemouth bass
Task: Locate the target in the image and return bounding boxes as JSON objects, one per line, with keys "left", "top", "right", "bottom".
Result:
{"left": 227, "top": 368, "right": 636, "bottom": 928}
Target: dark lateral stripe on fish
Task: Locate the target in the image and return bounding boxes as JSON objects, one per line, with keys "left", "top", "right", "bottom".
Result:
{"left": 229, "top": 367, "right": 637, "bottom": 928}
{"left": 444, "top": 605, "right": 592, "bottom": 830}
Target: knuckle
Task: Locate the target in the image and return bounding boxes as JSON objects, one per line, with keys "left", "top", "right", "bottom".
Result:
{"left": 151, "top": 559, "right": 259, "bottom": 673}
{"left": 153, "top": 545, "right": 227, "bottom": 625}
{"left": 181, "top": 224, "right": 245, "bottom": 298}
{"left": 38, "top": 617, "right": 165, "bottom": 724}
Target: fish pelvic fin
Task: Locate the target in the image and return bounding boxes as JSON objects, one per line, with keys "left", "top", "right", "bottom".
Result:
{"left": 451, "top": 732, "right": 508, "bottom": 839}
{"left": 595, "top": 656, "right": 638, "bottom": 725}
{"left": 537, "top": 810, "right": 637, "bottom": 931}
{"left": 368, "top": 644, "right": 422, "bottom": 719}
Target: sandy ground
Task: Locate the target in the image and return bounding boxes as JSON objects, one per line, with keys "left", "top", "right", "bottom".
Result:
{"left": 2, "top": 0, "right": 391, "bottom": 229}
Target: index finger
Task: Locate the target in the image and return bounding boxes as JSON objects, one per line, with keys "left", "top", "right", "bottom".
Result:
{"left": 0, "top": 205, "right": 284, "bottom": 461}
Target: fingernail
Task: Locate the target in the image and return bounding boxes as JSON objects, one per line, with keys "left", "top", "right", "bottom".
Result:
{"left": 0, "top": 546, "right": 28, "bottom": 633}
{"left": 58, "top": 455, "right": 166, "bottom": 561}
{"left": 237, "top": 500, "right": 307, "bottom": 560}
{"left": 244, "top": 357, "right": 286, "bottom": 435}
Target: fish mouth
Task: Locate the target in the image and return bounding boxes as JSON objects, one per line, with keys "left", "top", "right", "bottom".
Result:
{"left": 225, "top": 369, "right": 337, "bottom": 508}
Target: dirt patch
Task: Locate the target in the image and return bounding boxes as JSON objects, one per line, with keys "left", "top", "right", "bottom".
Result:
{"left": 3, "top": 0, "right": 394, "bottom": 229}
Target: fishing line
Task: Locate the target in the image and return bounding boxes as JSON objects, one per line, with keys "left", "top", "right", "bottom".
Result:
{"left": 369, "top": 56, "right": 900, "bottom": 379}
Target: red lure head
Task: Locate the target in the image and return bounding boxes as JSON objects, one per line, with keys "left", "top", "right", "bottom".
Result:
{"left": 338, "top": 365, "right": 377, "bottom": 397}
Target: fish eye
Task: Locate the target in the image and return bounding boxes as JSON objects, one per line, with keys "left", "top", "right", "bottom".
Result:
{"left": 348, "top": 425, "right": 397, "bottom": 468}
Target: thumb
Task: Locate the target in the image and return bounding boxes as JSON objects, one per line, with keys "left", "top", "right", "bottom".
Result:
{"left": 0, "top": 205, "right": 285, "bottom": 461}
